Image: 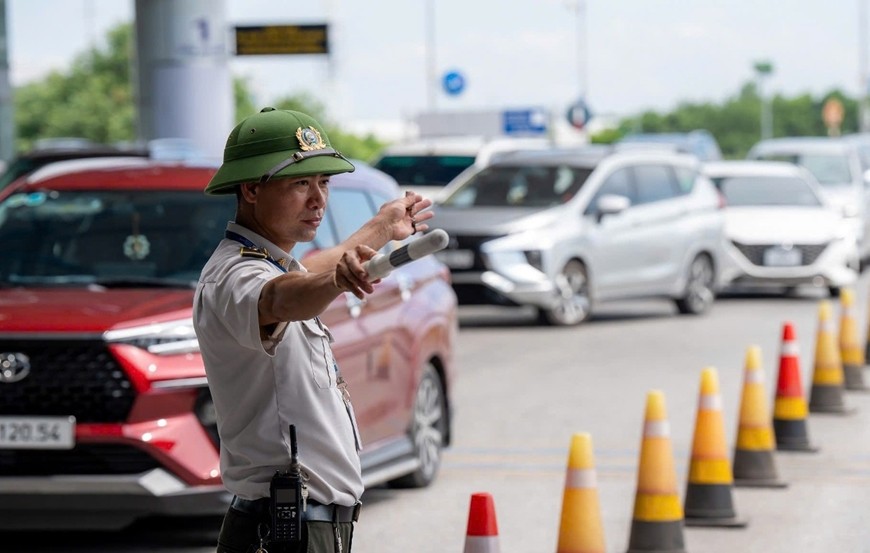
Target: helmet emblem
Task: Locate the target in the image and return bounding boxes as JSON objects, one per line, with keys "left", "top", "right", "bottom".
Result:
{"left": 0, "top": 352, "right": 31, "bottom": 383}
{"left": 296, "top": 126, "right": 326, "bottom": 151}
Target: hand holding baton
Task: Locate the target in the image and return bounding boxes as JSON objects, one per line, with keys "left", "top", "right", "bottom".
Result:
{"left": 363, "top": 229, "right": 450, "bottom": 281}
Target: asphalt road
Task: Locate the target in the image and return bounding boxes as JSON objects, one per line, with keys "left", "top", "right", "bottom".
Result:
{"left": 9, "top": 277, "right": 870, "bottom": 553}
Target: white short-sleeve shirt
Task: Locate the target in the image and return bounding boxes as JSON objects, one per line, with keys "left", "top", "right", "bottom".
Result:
{"left": 193, "top": 222, "right": 363, "bottom": 505}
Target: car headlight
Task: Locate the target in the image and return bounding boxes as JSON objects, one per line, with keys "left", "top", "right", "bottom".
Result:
{"left": 483, "top": 250, "right": 528, "bottom": 271}
{"left": 103, "top": 319, "right": 200, "bottom": 355}
{"left": 483, "top": 249, "right": 549, "bottom": 284}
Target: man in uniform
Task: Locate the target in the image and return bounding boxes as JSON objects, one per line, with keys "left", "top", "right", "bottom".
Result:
{"left": 193, "top": 107, "right": 432, "bottom": 552}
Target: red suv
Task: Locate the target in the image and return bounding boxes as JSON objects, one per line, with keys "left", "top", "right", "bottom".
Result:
{"left": 0, "top": 157, "right": 457, "bottom": 530}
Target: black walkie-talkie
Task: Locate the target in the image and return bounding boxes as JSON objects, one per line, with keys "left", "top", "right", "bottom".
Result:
{"left": 270, "top": 424, "right": 304, "bottom": 543}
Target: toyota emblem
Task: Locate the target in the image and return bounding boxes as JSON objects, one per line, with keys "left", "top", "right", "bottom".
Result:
{"left": 0, "top": 352, "right": 31, "bottom": 383}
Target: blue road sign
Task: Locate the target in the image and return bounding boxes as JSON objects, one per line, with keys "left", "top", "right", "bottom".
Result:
{"left": 566, "top": 97, "right": 592, "bottom": 130}
{"left": 443, "top": 71, "right": 466, "bottom": 96}
{"left": 502, "top": 108, "right": 548, "bottom": 135}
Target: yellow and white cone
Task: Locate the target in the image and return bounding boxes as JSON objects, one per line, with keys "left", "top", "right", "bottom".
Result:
{"left": 626, "top": 390, "right": 686, "bottom": 553}
{"left": 684, "top": 367, "right": 747, "bottom": 527}
{"left": 838, "top": 288, "right": 869, "bottom": 391}
{"left": 556, "top": 433, "right": 605, "bottom": 553}
{"left": 733, "top": 346, "right": 787, "bottom": 488}
{"left": 809, "top": 300, "right": 853, "bottom": 414}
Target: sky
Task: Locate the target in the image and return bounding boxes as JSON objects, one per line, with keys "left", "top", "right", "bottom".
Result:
{"left": 5, "top": 0, "right": 868, "bottom": 139}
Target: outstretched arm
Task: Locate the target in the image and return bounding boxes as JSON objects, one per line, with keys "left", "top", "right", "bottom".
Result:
{"left": 303, "top": 191, "right": 433, "bottom": 274}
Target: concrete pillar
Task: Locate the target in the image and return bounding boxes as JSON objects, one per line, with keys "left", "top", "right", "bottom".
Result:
{"left": 134, "top": 0, "right": 233, "bottom": 160}
{"left": 0, "top": 0, "right": 15, "bottom": 162}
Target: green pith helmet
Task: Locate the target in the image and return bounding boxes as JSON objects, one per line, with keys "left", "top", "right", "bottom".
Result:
{"left": 205, "top": 107, "right": 355, "bottom": 195}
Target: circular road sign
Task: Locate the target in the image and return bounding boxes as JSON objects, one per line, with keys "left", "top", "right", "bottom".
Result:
{"left": 443, "top": 70, "right": 466, "bottom": 96}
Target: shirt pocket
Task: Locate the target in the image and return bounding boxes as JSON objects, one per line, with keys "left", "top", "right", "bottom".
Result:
{"left": 300, "top": 318, "right": 335, "bottom": 389}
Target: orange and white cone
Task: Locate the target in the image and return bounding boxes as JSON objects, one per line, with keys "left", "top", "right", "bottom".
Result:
{"left": 772, "top": 322, "right": 818, "bottom": 452}
{"left": 732, "top": 346, "right": 787, "bottom": 488}
{"left": 463, "top": 492, "right": 500, "bottom": 553}
{"left": 838, "top": 288, "right": 869, "bottom": 391}
{"left": 556, "top": 433, "right": 606, "bottom": 553}
{"left": 809, "top": 300, "right": 853, "bottom": 414}
{"left": 626, "top": 390, "right": 686, "bottom": 553}
{"left": 684, "top": 367, "right": 747, "bottom": 527}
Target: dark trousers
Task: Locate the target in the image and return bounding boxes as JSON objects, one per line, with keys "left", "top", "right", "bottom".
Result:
{"left": 216, "top": 505, "right": 355, "bottom": 553}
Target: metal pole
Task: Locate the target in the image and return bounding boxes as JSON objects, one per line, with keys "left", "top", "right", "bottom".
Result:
{"left": 425, "top": 0, "right": 437, "bottom": 112}
{"left": 754, "top": 61, "right": 773, "bottom": 141}
{"left": 0, "top": 0, "right": 14, "bottom": 162}
{"left": 762, "top": 84, "right": 772, "bottom": 140}
{"left": 577, "top": 0, "right": 587, "bottom": 99}
{"left": 860, "top": 0, "right": 869, "bottom": 132}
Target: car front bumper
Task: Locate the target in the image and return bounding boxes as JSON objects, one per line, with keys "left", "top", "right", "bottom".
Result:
{"left": 451, "top": 270, "right": 559, "bottom": 309}
{"left": 719, "top": 240, "right": 859, "bottom": 289}
{"left": 0, "top": 469, "right": 231, "bottom": 530}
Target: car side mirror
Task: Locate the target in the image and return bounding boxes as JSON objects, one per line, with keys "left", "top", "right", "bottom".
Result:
{"left": 596, "top": 194, "right": 631, "bottom": 222}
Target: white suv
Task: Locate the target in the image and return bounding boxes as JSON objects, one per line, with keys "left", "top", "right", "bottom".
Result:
{"left": 428, "top": 146, "right": 728, "bottom": 325}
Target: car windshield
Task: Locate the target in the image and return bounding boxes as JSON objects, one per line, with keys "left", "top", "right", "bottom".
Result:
{"left": 0, "top": 189, "right": 235, "bottom": 287}
{"left": 754, "top": 153, "right": 853, "bottom": 186}
{"left": 373, "top": 154, "right": 475, "bottom": 187}
{"left": 439, "top": 164, "right": 592, "bottom": 208}
{"left": 711, "top": 175, "right": 823, "bottom": 207}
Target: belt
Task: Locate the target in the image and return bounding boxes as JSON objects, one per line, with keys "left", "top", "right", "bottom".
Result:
{"left": 230, "top": 496, "right": 361, "bottom": 523}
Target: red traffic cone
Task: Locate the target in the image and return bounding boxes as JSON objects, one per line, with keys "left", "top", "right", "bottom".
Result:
{"left": 773, "top": 322, "right": 818, "bottom": 452}
{"left": 464, "top": 492, "right": 500, "bottom": 553}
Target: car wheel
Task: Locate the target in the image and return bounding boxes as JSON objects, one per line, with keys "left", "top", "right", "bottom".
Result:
{"left": 538, "top": 259, "right": 591, "bottom": 326}
{"left": 675, "top": 254, "right": 715, "bottom": 315}
{"left": 388, "top": 364, "right": 447, "bottom": 489}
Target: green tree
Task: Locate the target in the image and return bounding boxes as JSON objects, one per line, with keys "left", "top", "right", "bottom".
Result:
{"left": 616, "top": 82, "right": 862, "bottom": 159}
{"left": 14, "top": 23, "right": 274, "bottom": 152}
{"left": 14, "top": 24, "right": 136, "bottom": 151}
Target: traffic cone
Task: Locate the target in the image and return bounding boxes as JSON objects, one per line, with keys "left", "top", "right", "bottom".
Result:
{"left": 683, "top": 367, "right": 747, "bottom": 527}
{"left": 463, "top": 492, "right": 500, "bottom": 553}
{"left": 838, "top": 288, "right": 869, "bottom": 391}
{"left": 626, "top": 390, "right": 686, "bottom": 553}
{"left": 808, "top": 300, "right": 853, "bottom": 414}
{"left": 732, "top": 346, "right": 787, "bottom": 488}
{"left": 772, "top": 322, "right": 819, "bottom": 452}
{"left": 556, "top": 433, "right": 606, "bottom": 553}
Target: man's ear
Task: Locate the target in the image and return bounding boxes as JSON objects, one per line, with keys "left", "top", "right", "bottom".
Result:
{"left": 239, "top": 181, "right": 259, "bottom": 202}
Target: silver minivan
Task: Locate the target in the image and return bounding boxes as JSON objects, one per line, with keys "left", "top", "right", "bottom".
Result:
{"left": 428, "top": 147, "right": 728, "bottom": 325}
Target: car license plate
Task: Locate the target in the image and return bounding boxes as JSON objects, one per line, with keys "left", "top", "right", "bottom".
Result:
{"left": 436, "top": 249, "right": 474, "bottom": 269}
{"left": 0, "top": 416, "right": 76, "bottom": 449}
{"left": 763, "top": 246, "right": 802, "bottom": 267}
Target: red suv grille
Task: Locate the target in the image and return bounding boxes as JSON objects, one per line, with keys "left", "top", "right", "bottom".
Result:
{"left": 0, "top": 444, "right": 158, "bottom": 476}
{"left": 0, "top": 339, "right": 136, "bottom": 423}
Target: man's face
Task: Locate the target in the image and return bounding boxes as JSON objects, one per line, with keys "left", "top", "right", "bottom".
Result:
{"left": 249, "top": 173, "right": 330, "bottom": 246}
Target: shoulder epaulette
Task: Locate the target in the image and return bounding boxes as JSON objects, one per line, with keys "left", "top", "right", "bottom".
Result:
{"left": 239, "top": 246, "right": 269, "bottom": 259}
